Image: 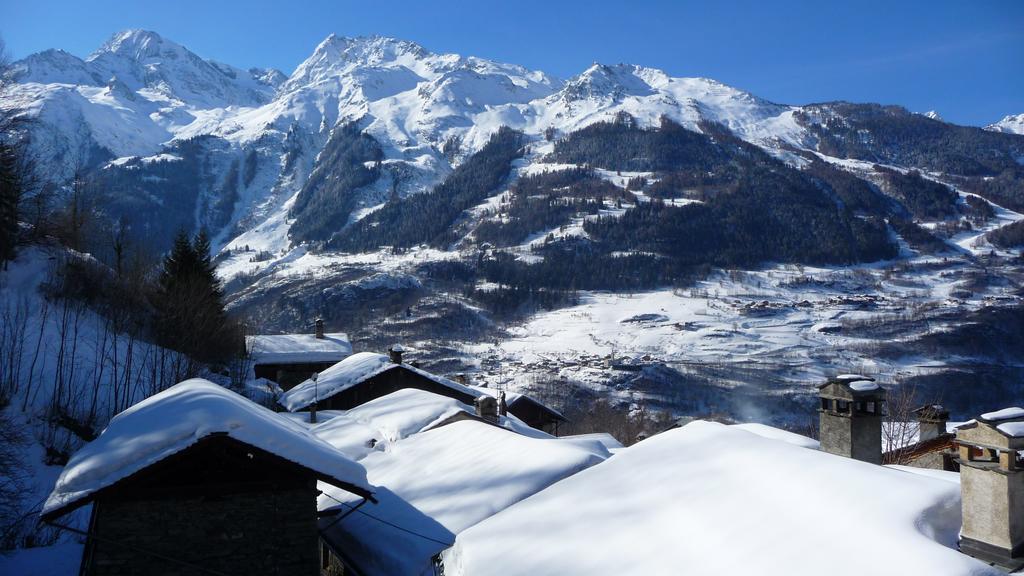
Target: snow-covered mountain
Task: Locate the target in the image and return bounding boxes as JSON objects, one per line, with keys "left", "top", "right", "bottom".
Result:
{"left": 3, "top": 29, "right": 1024, "bottom": 449}
{"left": 987, "top": 113, "right": 1024, "bottom": 135}
{"left": 6, "top": 30, "right": 282, "bottom": 179}
{"left": 5, "top": 30, "right": 817, "bottom": 252}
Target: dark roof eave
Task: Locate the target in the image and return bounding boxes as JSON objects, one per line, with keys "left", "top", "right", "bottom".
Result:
{"left": 41, "top": 434, "right": 375, "bottom": 523}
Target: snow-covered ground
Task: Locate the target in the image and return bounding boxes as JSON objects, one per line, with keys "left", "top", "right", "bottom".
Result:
{"left": 463, "top": 252, "right": 1020, "bottom": 405}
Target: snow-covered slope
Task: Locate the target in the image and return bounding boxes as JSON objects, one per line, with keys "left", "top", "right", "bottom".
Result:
{"left": 987, "top": 113, "right": 1024, "bottom": 135}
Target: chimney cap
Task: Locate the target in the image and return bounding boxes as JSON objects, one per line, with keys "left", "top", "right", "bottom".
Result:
{"left": 389, "top": 344, "right": 405, "bottom": 353}
{"left": 913, "top": 404, "right": 949, "bottom": 421}
{"left": 819, "top": 374, "right": 882, "bottom": 394}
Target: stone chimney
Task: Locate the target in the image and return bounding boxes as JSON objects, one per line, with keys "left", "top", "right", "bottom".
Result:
{"left": 955, "top": 407, "right": 1024, "bottom": 570}
{"left": 818, "top": 375, "right": 886, "bottom": 464}
{"left": 914, "top": 404, "right": 950, "bottom": 442}
{"left": 314, "top": 318, "right": 325, "bottom": 339}
{"left": 388, "top": 344, "right": 404, "bottom": 364}
{"left": 475, "top": 396, "right": 499, "bottom": 423}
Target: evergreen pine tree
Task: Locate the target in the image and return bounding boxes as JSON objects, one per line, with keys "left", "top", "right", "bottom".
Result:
{"left": 152, "top": 230, "right": 238, "bottom": 364}
{"left": 0, "top": 142, "right": 20, "bottom": 268}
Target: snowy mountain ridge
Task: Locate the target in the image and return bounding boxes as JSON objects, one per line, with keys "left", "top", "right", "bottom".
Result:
{"left": 6, "top": 31, "right": 805, "bottom": 234}
{"left": 987, "top": 113, "right": 1024, "bottom": 135}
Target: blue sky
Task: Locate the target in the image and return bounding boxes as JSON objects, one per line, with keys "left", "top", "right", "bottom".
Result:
{"left": 2, "top": 0, "right": 1021, "bottom": 126}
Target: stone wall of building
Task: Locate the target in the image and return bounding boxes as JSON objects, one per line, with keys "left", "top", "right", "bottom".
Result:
{"left": 819, "top": 413, "right": 853, "bottom": 458}
{"left": 849, "top": 414, "right": 883, "bottom": 464}
{"left": 86, "top": 483, "right": 319, "bottom": 576}
{"left": 961, "top": 463, "right": 1021, "bottom": 555}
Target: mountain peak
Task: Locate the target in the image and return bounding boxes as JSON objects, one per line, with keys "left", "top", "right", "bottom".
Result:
{"left": 986, "top": 113, "right": 1024, "bottom": 135}
{"left": 284, "top": 34, "right": 435, "bottom": 92}
{"left": 561, "top": 63, "right": 657, "bottom": 101}
{"left": 310, "top": 34, "right": 430, "bottom": 62}
{"left": 90, "top": 29, "right": 172, "bottom": 61}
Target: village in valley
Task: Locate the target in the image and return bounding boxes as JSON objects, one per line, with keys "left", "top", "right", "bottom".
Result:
{"left": 2, "top": 2, "right": 1024, "bottom": 575}
{"left": 6, "top": 319, "right": 1019, "bottom": 575}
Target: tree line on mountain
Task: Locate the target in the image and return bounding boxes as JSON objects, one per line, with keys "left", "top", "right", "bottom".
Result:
{"left": 987, "top": 219, "right": 1024, "bottom": 249}
{"left": 796, "top": 103, "right": 1024, "bottom": 177}
{"left": 872, "top": 166, "right": 959, "bottom": 221}
{"left": 801, "top": 157, "right": 895, "bottom": 216}
{"left": 289, "top": 121, "right": 384, "bottom": 244}
{"left": 86, "top": 135, "right": 236, "bottom": 256}
{"left": 472, "top": 168, "right": 624, "bottom": 247}
{"left": 547, "top": 112, "right": 739, "bottom": 173}
{"left": 334, "top": 126, "right": 526, "bottom": 251}
{"left": 794, "top": 102, "right": 1024, "bottom": 212}
{"left": 462, "top": 116, "right": 897, "bottom": 294}
{"left": 954, "top": 167, "right": 1024, "bottom": 213}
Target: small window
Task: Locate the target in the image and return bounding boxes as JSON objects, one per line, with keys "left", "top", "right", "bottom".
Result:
{"left": 820, "top": 398, "right": 831, "bottom": 411}
{"left": 836, "top": 400, "right": 850, "bottom": 414}
{"left": 865, "top": 402, "right": 876, "bottom": 414}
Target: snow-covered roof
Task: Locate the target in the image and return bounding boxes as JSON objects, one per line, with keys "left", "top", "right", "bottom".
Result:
{"left": 973, "top": 407, "right": 1024, "bottom": 438}
{"left": 279, "top": 352, "right": 480, "bottom": 412}
{"left": 42, "top": 379, "right": 372, "bottom": 519}
{"left": 834, "top": 374, "right": 881, "bottom": 391}
{"left": 247, "top": 332, "right": 352, "bottom": 364}
{"left": 312, "top": 388, "right": 551, "bottom": 460}
{"left": 821, "top": 374, "right": 882, "bottom": 395}
{"left": 849, "top": 380, "right": 881, "bottom": 392}
{"left": 731, "top": 422, "right": 820, "bottom": 449}
{"left": 441, "top": 421, "right": 1001, "bottom": 576}
{"left": 558, "top": 432, "right": 625, "bottom": 453}
{"left": 997, "top": 422, "right": 1024, "bottom": 438}
{"left": 470, "top": 385, "right": 566, "bottom": 420}
{"left": 835, "top": 373, "right": 872, "bottom": 382}
{"left": 319, "top": 420, "right": 608, "bottom": 576}
{"left": 980, "top": 406, "right": 1024, "bottom": 422}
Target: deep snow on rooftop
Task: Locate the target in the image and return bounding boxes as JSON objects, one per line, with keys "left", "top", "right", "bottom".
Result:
{"left": 246, "top": 332, "right": 352, "bottom": 364}
{"left": 43, "top": 379, "right": 371, "bottom": 518}
{"left": 319, "top": 419, "right": 608, "bottom": 575}
{"left": 279, "top": 351, "right": 480, "bottom": 411}
{"left": 311, "top": 388, "right": 551, "bottom": 460}
{"left": 981, "top": 407, "right": 1024, "bottom": 422}
{"left": 441, "top": 421, "right": 1000, "bottom": 576}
